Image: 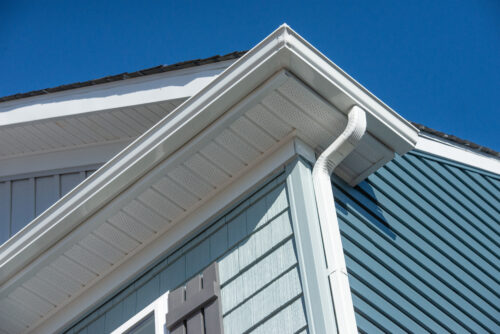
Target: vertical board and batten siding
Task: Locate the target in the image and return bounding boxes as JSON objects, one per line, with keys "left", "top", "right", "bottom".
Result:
{"left": 0, "top": 166, "right": 100, "bottom": 244}
{"left": 62, "top": 170, "right": 308, "bottom": 334}
{"left": 334, "top": 151, "right": 500, "bottom": 333}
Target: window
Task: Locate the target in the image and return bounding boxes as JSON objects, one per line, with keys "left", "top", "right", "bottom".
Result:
{"left": 111, "top": 262, "right": 223, "bottom": 334}
{"left": 111, "top": 292, "right": 168, "bottom": 334}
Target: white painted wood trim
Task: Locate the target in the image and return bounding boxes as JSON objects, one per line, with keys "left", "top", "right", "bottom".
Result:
{"left": 0, "top": 61, "right": 232, "bottom": 127}
{"left": 0, "top": 25, "right": 419, "bottom": 274}
{"left": 111, "top": 291, "right": 169, "bottom": 334}
{"left": 415, "top": 135, "right": 500, "bottom": 175}
{"left": 28, "top": 137, "right": 302, "bottom": 334}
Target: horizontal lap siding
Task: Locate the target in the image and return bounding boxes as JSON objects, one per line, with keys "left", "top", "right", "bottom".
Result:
{"left": 334, "top": 151, "right": 500, "bottom": 333}
{"left": 64, "top": 171, "right": 308, "bottom": 334}
{"left": 0, "top": 167, "right": 99, "bottom": 244}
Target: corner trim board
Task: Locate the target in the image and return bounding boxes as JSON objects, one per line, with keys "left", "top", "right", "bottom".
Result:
{"left": 286, "top": 157, "right": 338, "bottom": 334}
{"left": 27, "top": 137, "right": 303, "bottom": 334}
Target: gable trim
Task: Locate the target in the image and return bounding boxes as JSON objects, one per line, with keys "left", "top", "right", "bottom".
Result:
{"left": 415, "top": 135, "right": 500, "bottom": 175}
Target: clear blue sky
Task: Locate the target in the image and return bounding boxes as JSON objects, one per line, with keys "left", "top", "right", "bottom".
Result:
{"left": 1, "top": 1, "right": 499, "bottom": 151}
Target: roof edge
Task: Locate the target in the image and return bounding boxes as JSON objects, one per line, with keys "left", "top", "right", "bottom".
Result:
{"left": 0, "top": 51, "right": 246, "bottom": 104}
{"left": 412, "top": 122, "right": 499, "bottom": 159}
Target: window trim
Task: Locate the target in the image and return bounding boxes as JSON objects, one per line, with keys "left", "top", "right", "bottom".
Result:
{"left": 111, "top": 291, "right": 169, "bottom": 334}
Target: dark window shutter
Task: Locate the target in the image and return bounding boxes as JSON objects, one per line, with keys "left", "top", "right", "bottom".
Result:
{"left": 166, "top": 262, "right": 223, "bottom": 334}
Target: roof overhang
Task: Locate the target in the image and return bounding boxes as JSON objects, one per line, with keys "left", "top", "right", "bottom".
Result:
{"left": 0, "top": 24, "right": 418, "bottom": 333}
{"left": 0, "top": 61, "right": 234, "bottom": 167}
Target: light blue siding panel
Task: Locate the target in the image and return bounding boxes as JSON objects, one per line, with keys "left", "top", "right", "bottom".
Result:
{"left": 159, "top": 256, "right": 186, "bottom": 292}
{"left": 35, "top": 175, "right": 59, "bottom": 215}
{"left": 220, "top": 239, "right": 297, "bottom": 313}
{"left": 185, "top": 238, "right": 211, "bottom": 278}
{"left": 237, "top": 211, "right": 292, "bottom": 271}
{"left": 249, "top": 297, "right": 307, "bottom": 334}
{"left": 392, "top": 157, "right": 500, "bottom": 255}
{"left": 338, "top": 212, "right": 486, "bottom": 332}
{"left": 350, "top": 273, "right": 422, "bottom": 333}
{"left": 354, "top": 312, "right": 386, "bottom": 334}
{"left": 354, "top": 179, "right": 499, "bottom": 310}
{"left": 335, "top": 151, "right": 500, "bottom": 333}
{"left": 60, "top": 172, "right": 84, "bottom": 197}
{"left": 136, "top": 276, "right": 160, "bottom": 311}
{"left": 428, "top": 160, "right": 499, "bottom": 222}
{"left": 75, "top": 328, "right": 87, "bottom": 334}
{"left": 455, "top": 167, "right": 500, "bottom": 210}
{"left": 334, "top": 181, "right": 500, "bottom": 331}
{"left": 209, "top": 224, "right": 228, "bottom": 260}
{"left": 121, "top": 291, "right": 137, "bottom": 321}
{"left": 223, "top": 267, "right": 303, "bottom": 334}
{"left": 485, "top": 175, "right": 500, "bottom": 191}
{"left": 1, "top": 166, "right": 100, "bottom": 242}
{"left": 350, "top": 292, "right": 407, "bottom": 334}
{"left": 381, "top": 162, "right": 500, "bottom": 266}
{"left": 407, "top": 155, "right": 500, "bottom": 235}
{"left": 465, "top": 170, "right": 500, "bottom": 202}
{"left": 245, "top": 195, "right": 268, "bottom": 233}
{"left": 104, "top": 302, "right": 123, "bottom": 333}
{"left": 0, "top": 181, "right": 10, "bottom": 244}
{"left": 227, "top": 211, "right": 247, "bottom": 248}
{"left": 11, "top": 178, "right": 34, "bottom": 235}
{"left": 344, "top": 245, "right": 462, "bottom": 333}
{"left": 367, "top": 171, "right": 500, "bottom": 291}
{"left": 62, "top": 170, "right": 309, "bottom": 334}
{"left": 86, "top": 315, "right": 105, "bottom": 334}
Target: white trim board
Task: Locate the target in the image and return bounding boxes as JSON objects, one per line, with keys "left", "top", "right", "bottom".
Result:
{"left": 0, "top": 25, "right": 420, "bottom": 334}
{"left": 0, "top": 61, "right": 233, "bottom": 127}
{"left": 30, "top": 137, "right": 305, "bottom": 334}
{"left": 111, "top": 291, "right": 169, "bottom": 334}
{"left": 415, "top": 135, "right": 500, "bottom": 175}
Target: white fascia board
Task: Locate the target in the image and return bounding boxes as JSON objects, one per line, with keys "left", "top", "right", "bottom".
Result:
{"left": 0, "top": 61, "right": 233, "bottom": 127}
{"left": 415, "top": 134, "right": 500, "bottom": 175}
{"left": 278, "top": 28, "right": 419, "bottom": 154}
{"left": 28, "top": 136, "right": 304, "bottom": 334}
{"left": 0, "top": 139, "right": 131, "bottom": 179}
{"left": 0, "top": 24, "right": 418, "bottom": 286}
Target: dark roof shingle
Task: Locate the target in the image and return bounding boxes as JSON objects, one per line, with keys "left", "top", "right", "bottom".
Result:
{"left": 412, "top": 122, "right": 499, "bottom": 158}
{"left": 0, "top": 51, "right": 246, "bottom": 103}
{"left": 1, "top": 51, "right": 497, "bottom": 159}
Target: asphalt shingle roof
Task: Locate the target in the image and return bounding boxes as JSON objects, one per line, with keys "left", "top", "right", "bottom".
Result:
{"left": 1, "top": 51, "right": 497, "bottom": 159}
{"left": 0, "top": 51, "right": 246, "bottom": 103}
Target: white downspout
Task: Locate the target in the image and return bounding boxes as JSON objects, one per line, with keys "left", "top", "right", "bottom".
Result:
{"left": 312, "top": 105, "right": 366, "bottom": 334}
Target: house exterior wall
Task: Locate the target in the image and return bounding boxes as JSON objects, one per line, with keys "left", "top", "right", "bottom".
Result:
{"left": 334, "top": 151, "right": 500, "bottom": 333}
{"left": 62, "top": 169, "right": 309, "bottom": 334}
{"left": 0, "top": 165, "right": 100, "bottom": 243}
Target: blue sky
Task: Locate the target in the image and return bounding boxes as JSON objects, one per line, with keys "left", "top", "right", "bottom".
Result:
{"left": 1, "top": 0, "right": 499, "bottom": 151}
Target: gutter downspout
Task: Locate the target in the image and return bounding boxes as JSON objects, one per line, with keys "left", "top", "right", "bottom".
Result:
{"left": 312, "top": 105, "right": 366, "bottom": 334}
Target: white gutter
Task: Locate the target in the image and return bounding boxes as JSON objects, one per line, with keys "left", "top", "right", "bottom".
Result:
{"left": 312, "top": 105, "right": 367, "bottom": 334}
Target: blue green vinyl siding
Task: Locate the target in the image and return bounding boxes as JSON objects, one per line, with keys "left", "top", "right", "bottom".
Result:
{"left": 63, "top": 170, "right": 308, "bottom": 334}
{"left": 334, "top": 151, "right": 500, "bottom": 333}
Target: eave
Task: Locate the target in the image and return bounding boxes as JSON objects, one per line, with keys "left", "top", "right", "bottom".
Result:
{"left": 0, "top": 24, "right": 418, "bottom": 333}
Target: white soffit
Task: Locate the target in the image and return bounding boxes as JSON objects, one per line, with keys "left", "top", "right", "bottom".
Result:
{"left": 0, "top": 61, "right": 231, "bottom": 127}
{"left": 0, "top": 99, "right": 184, "bottom": 166}
{"left": 0, "top": 25, "right": 418, "bottom": 333}
{"left": 0, "top": 61, "right": 232, "bottom": 163}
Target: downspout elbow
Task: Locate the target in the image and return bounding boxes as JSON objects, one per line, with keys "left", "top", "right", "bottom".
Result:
{"left": 312, "top": 105, "right": 366, "bottom": 333}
